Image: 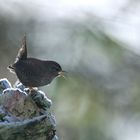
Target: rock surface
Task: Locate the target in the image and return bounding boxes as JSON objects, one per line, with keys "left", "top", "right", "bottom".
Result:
{"left": 0, "top": 78, "right": 58, "bottom": 140}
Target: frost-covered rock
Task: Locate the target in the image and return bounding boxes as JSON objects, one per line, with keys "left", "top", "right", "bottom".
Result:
{"left": 0, "top": 78, "right": 58, "bottom": 140}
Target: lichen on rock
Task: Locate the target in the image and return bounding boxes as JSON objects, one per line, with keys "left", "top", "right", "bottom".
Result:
{"left": 0, "top": 78, "right": 58, "bottom": 140}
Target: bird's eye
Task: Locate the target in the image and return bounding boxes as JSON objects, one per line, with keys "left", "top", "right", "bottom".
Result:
{"left": 48, "top": 67, "right": 58, "bottom": 73}
{"left": 54, "top": 67, "right": 59, "bottom": 71}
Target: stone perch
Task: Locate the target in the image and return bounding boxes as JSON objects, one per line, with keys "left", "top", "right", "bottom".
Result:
{"left": 0, "top": 78, "right": 58, "bottom": 140}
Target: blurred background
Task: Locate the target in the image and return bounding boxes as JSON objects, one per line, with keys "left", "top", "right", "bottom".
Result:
{"left": 0, "top": 0, "right": 140, "bottom": 140}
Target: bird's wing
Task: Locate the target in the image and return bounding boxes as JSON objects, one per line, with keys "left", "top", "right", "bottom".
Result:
{"left": 20, "top": 59, "right": 48, "bottom": 76}
{"left": 15, "top": 35, "right": 27, "bottom": 62}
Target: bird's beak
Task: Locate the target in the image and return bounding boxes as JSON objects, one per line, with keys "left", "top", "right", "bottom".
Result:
{"left": 58, "top": 71, "right": 67, "bottom": 78}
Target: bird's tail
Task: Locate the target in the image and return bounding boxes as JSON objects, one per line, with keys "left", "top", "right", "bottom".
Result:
{"left": 15, "top": 35, "right": 27, "bottom": 63}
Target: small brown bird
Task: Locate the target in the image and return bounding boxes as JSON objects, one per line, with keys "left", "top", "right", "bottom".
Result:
{"left": 8, "top": 36, "right": 65, "bottom": 89}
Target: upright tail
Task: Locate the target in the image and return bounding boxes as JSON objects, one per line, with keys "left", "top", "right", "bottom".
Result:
{"left": 15, "top": 35, "right": 27, "bottom": 63}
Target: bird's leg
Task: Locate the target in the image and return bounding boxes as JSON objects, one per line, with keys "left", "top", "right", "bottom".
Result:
{"left": 27, "top": 87, "right": 38, "bottom": 95}
{"left": 28, "top": 87, "right": 34, "bottom": 95}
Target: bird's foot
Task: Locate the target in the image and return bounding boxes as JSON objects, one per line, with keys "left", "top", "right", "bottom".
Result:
{"left": 25, "top": 87, "right": 38, "bottom": 95}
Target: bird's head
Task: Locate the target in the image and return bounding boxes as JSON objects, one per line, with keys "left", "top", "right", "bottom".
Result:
{"left": 47, "top": 61, "right": 66, "bottom": 78}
